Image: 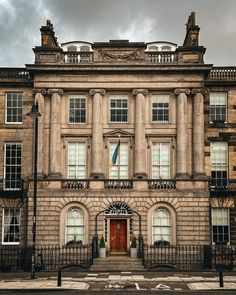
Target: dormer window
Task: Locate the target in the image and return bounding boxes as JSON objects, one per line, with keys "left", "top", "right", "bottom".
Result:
{"left": 148, "top": 46, "right": 159, "bottom": 51}
{"left": 161, "top": 46, "right": 171, "bottom": 51}
{"left": 67, "top": 45, "right": 77, "bottom": 52}
{"left": 80, "top": 45, "right": 90, "bottom": 51}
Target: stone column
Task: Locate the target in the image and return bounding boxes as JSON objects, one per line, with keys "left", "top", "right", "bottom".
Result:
{"left": 132, "top": 89, "right": 148, "bottom": 179}
{"left": 89, "top": 89, "right": 106, "bottom": 179}
{"left": 192, "top": 88, "right": 207, "bottom": 177}
{"left": 32, "top": 89, "right": 47, "bottom": 177}
{"left": 175, "top": 89, "right": 190, "bottom": 178}
{"left": 48, "top": 89, "right": 63, "bottom": 178}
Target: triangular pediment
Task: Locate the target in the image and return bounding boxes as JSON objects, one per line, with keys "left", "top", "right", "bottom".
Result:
{"left": 103, "top": 129, "right": 134, "bottom": 138}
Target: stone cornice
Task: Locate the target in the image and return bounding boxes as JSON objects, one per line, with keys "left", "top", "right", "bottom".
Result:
{"left": 174, "top": 88, "right": 190, "bottom": 95}
{"left": 132, "top": 89, "right": 149, "bottom": 96}
{"left": 48, "top": 89, "right": 63, "bottom": 96}
{"left": 89, "top": 89, "right": 106, "bottom": 96}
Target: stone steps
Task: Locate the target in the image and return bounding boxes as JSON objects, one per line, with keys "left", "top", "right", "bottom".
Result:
{"left": 91, "top": 256, "right": 145, "bottom": 272}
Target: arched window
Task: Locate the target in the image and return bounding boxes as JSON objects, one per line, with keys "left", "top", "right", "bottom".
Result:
{"left": 153, "top": 208, "right": 171, "bottom": 244}
{"left": 66, "top": 207, "right": 84, "bottom": 244}
{"left": 67, "top": 45, "right": 77, "bottom": 52}
{"left": 161, "top": 46, "right": 171, "bottom": 51}
{"left": 80, "top": 45, "right": 90, "bottom": 51}
{"left": 148, "top": 45, "right": 159, "bottom": 51}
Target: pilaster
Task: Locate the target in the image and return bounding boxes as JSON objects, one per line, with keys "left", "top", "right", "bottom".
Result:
{"left": 175, "top": 89, "right": 190, "bottom": 178}
{"left": 132, "top": 89, "right": 148, "bottom": 179}
{"left": 90, "top": 89, "right": 106, "bottom": 179}
{"left": 48, "top": 89, "right": 63, "bottom": 178}
{"left": 191, "top": 88, "right": 207, "bottom": 178}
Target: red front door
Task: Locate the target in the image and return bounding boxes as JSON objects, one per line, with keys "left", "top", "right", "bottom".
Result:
{"left": 110, "top": 219, "right": 127, "bottom": 252}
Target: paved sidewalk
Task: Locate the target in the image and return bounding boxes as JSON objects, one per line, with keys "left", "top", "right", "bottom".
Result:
{"left": 0, "top": 272, "right": 235, "bottom": 290}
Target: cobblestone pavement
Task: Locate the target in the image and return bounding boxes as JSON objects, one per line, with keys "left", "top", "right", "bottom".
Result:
{"left": 0, "top": 272, "right": 235, "bottom": 291}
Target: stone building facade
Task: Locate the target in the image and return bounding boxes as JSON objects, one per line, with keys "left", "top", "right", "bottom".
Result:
{"left": 0, "top": 12, "right": 235, "bottom": 253}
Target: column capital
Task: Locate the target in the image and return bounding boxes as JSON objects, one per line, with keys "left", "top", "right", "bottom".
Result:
{"left": 132, "top": 89, "right": 149, "bottom": 96}
{"left": 174, "top": 88, "right": 190, "bottom": 95}
{"left": 32, "top": 88, "right": 47, "bottom": 96}
{"left": 191, "top": 88, "right": 208, "bottom": 95}
{"left": 89, "top": 89, "right": 106, "bottom": 96}
{"left": 48, "top": 89, "right": 64, "bottom": 96}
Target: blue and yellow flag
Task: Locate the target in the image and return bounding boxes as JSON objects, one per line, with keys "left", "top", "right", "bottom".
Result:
{"left": 110, "top": 140, "right": 120, "bottom": 167}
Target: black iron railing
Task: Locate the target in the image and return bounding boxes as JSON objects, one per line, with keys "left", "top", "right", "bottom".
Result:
{"left": 0, "top": 68, "right": 31, "bottom": 80}
{"left": 209, "top": 179, "right": 236, "bottom": 191}
{"left": 143, "top": 244, "right": 235, "bottom": 271}
{"left": 0, "top": 179, "right": 25, "bottom": 198}
{"left": 0, "top": 245, "right": 93, "bottom": 272}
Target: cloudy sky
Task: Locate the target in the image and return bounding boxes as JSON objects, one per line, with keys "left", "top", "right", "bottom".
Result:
{"left": 0, "top": 0, "right": 235, "bottom": 67}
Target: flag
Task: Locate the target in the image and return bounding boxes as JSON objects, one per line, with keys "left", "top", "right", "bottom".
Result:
{"left": 110, "top": 140, "right": 120, "bottom": 167}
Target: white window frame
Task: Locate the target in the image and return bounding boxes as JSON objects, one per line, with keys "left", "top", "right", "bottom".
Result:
{"left": 109, "top": 95, "right": 128, "bottom": 123}
{"left": 67, "top": 142, "right": 86, "bottom": 179}
{"left": 4, "top": 142, "right": 22, "bottom": 190}
{"left": 2, "top": 208, "right": 20, "bottom": 245}
{"left": 210, "top": 92, "right": 227, "bottom": 123}
{"left": 152, "top": 142, "right": 170, "bottom": 179}
{"left": 65, "top": 207, "right": 85, "bottom": 244}
{"left": 211, "top": 208, "right": 230, "bottom": 245}
{"left": 109, "top": 142, "right": 128, "bottom": 179}
{"left": 152, "top": 95, "right": 169, "bottom": 123}
{"left": 68, "top": 95, "right": 86, "bottom": 124}
{"left": 152, "top": 208, "right": 172, "bottom": 244}
{"left": 210, "top": 142, "right": 228, "bottom": 188}
{"left": 5, "top": 93, "right": 23, "bottom": 124}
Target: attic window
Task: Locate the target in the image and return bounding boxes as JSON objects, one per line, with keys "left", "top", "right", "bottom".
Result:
{"left": 148, "top": 46, "right": 159, "bottom": 51}
{"left": 67, "top": 45, "right": 77, "bottom": 52}
{"left": 80, "top": 45, "right": 90, "bottom": 51}
{"left": 161, "top": 46, "right": 171, "bottom": 51}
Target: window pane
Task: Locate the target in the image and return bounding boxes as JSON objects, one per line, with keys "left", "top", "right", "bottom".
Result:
{"left": 3, "top": 208, "right": 20, "bottom": 244}
{"left": 152, "top": 143, "right": 170, "bottom": 178}
{"left": 152, "top": 95, "right": 169, "bottom": 123}
{"left": 4, "top": 143, "right": 22, "bottom": 190}
{"left": 68, "top": 143, "right": 86, "bottom": 178}
{"left": 110, "top": 97, "right": 128, "bottom": 123}
{"left": 6, "top": 93, "right": 23, "bottom": 123}
{"left": 210, "top": 92, "right": 227, "bottom": 122}
{"left": 69, "top": 97, "right": 86, "bottom": 123}
{"left": 153, "top": 208, "right": 171, "bottom": 243}
{"left": 66, "top": 208, "right": 84, "bottom": 243}
{"left": 109, "top": 142, "right": 128, "bottom": 179}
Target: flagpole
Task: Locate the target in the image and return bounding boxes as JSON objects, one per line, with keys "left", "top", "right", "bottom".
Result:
{"left": 118, "top": 135, "right": 121, "bottom": 180}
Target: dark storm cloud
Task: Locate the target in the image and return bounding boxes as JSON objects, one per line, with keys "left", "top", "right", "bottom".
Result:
{"left": 0, "top": 0, "right": 235, "bottom": 66}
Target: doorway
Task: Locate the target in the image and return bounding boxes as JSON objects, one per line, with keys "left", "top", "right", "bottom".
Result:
{"left": 110, "top": 219, "right": 127, "bottom": 253}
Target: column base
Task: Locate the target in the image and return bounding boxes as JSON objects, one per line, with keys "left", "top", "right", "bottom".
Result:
{"left": 176, "top": 173, "right": 190, "bottom": 179}
{"left": 48, "top": 172, "right": 62, "bottom": 179}
{"left": 90, "top": 173, "right": 105, "bottom": 180}
{"left": 133, "top": 173, "right": 148, "bottom": 180}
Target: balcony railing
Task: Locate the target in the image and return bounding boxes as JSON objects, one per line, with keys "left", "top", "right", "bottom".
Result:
{"left": 0, "top": 179, "right": 25, "bottom": 198}
{"left": 208, "top": 67, "right": 236, "bottom": 80}
{"left": 0, "top": 68, "right": 31, "bottom": 80}
{"left": 146, "top": 51, "right": 177, "bottom": 63}
{"left": 209, "top": 179, "right": 236, "bottom": 191}
{"left": 104, "top": 179, "right": 133, "bottom": 189}
{"left": 61, "top": 180, "right": 89, "bottom": 189}
{"left": 64, "top": 52, "right": 93, "bottom": 63}
{"left": 148, "top": 179, "right": 176, "bottom": 189}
